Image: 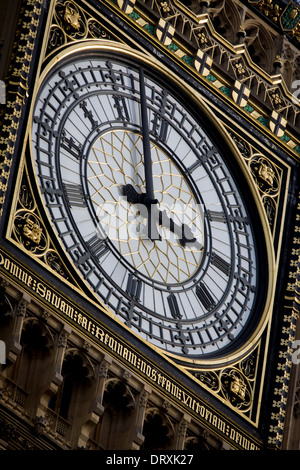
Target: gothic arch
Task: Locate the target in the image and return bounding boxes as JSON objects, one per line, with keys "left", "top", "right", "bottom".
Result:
{"left": 93, "top": 378, "right": 137, "bottom": 449}
{"left": 244, "top": 20, "right": 275, "bottom": 73}
{"left": 209, "top": 0, "right": 242, "bottom": 44}
{"left": 2, "top": 315, "right": 55, "bottom": 416}
{"left": 142, "top": 407, "right": 175, "bottom": 450}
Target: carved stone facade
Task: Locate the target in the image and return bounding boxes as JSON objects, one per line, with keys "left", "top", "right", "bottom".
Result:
{"left": 0, "top": 0, "right": 300, "bottom": 452}
{"left": 0, "top": 279, "right": 229, "bottom": 450}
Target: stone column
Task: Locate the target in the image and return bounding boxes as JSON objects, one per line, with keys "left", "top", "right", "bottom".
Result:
{"left": 176, "top": 414, "right": 191, "bottom": 450}
{"left": 7, "top": 294, "right": 30, "bottom": 364}
{"left": 78, "top": 355, "right": 112, "bottom": 448}
{"left": 130, "top": 384, "right": 152, "bottom": 450}
{"left": 35, "top": 323, "right": 72, "bottom": 418}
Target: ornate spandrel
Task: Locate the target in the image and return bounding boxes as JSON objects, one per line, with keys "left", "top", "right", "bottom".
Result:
{"left": 228, "top": 129, "right": 283, "bottom": 233}
{"left": 191, "top": 347, "right": 259, "bottom": 421}
{"left": 8, "top": 162, "right": 79, "bottom": 286}
{"left": 46, "top": 0, "right": 116, "bottom": 57}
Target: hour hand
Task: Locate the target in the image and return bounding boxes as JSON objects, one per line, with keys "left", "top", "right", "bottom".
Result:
{"left": 159, "top": 209, "right": 203, "bottom": 250}
{"left": 121, "top": 185, "right": 202, "bottom": 249}
{"left": 121, "top": 184, "right": 161, "bottom": 241}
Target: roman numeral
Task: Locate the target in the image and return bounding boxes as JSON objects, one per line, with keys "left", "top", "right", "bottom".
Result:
{"left": 196, "top": 282, "right": 215, "bottom": 311}
{"left": 112, "top": 95, "right": 130, "bottom": 122}
{"left": 229, "top": 209, "right": 249, "bottom": 229}
{"left": 167, "top": 293, "right": 182, "bottom": 319}
{"left": 174, "top": 322, "right": 190, "bottom": 355}
{"left": 126, "top": 274, "right": 142, "bottom": 302}
{"left": 151, "top": 114, "right": 169, "bottom": 142}
{"left": 187, "top": 144, "right": 219, "bottom": 174}
{"left": 61, "top": 130, "right": 83, "bottom": 160}
{"left": 63, "top": 183, "right": 87, "bottom": 208}
{"left": 202, "top": 145, "right": 218, "bottom": 164}
{"left": 79, "top": 100, "right": 98, "bottom": 129}
{"left": 42, "top": 181, "right": 63, "bottom": 202}
{"left": 187, "top": 158, "right": 202, "bottom": 174}
{"left": 33, "top": 116, "right": 58, "bottom": 138}
{"left": 86, "top": 234, "right": 109, "bottom": 259}
{"left": 211, "top": 252, "right": 231, "bottom": 276}
{"left": 207, "top": 210, "right": 226, "bottom": 223}
{"left": 105, "top": 60, "right": 121, "bottom": 91}
{"left": 59, "top": 70, "right": 79, "bottom": 97}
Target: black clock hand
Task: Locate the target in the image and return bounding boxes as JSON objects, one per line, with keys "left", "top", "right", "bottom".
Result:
{"left": 159, "top": 209, "right": 203, "bottom": 250}
{"left": 139, "top": 67, "right": 161, "bottom": 241}
{"left": 121, "top": 184, "right": 202, "bottom": 249}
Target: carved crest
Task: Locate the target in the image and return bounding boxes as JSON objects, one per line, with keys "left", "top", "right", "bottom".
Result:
{"left": 280, "top": 1, "right": 300, "bottom": 31}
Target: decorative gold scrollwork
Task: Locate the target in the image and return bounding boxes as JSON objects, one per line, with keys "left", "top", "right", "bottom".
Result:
{"left": 14, "top": 211, "right": 47, "bottom": 254}
{"left": 229, "top": 130, "right": 282, "bottom": 232}
{"left": 64, "top": 4, "right": 81, "bottom": 31}
{"left": 220, "top": 368, "right": 252, "bottom": 411}
{"left": 56, "top": 1, "right": 87, "bottom": 39}
{"left": 10, "top": 167, "right": 72, "bottom": 281}
{"left": 250, "top": 155, "right": 279, "bottom": 196}
{"left": 192, "top": 349, "right": 258, "bottom": 418}
{"left": 46, "top": 0, "right": 113, "bottom": 56}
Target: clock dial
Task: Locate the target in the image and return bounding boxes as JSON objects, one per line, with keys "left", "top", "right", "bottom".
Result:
{"left": 31, "top": 51, "right": 262, "bottom": 360}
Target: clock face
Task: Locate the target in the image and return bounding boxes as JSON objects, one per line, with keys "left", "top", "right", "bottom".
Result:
{"left": 31, "top": 51, "right": 263, "bottom": 360}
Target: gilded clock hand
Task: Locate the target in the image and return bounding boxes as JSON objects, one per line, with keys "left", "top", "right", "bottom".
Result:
{"left": 139, "top": 67, "right": 161, "bottom": 241}
{"left": 121, "top": 184, "right": 202, "bottom": 250}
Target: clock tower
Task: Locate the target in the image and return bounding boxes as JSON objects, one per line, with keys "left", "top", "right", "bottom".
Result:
{"left": 0, "top": 0, "right": 300, "bottom": 451}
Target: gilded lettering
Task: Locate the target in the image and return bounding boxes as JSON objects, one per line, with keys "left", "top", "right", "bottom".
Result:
{"left": 65, "top": 304, "right": 74, "bottom": 318}
{"left": 156, "top": 373, "right": 163, "bottom": 385}
{"left": 21, "top": 270, "right": 28, "bottom": 284}
{"left": 145, "top": 364, "right": 152, "bottom": 377}
{"left": 123, "top": 348, "right": 129, "bottom": 361}
{"left": 165, "top": 379, "right": 171, "bottom": 393}
{"left": 45, "top": 289, "right": 52, "bottom": 302}
{"left": 171, "top": 383, "right": 181, "bottom": 400}
{"left": 127, "top": 350, "right": 137, "bottom": 367}
{"left": 36, "top": 282, "right": 46, "bottom": 297}
{"left": 212, "top": 415, "right": 218, "bottom": 427}
{"left": 95, "top": 326, "right": 105, "bottom": 341}
{"left": 182, "top": 391, "right": 191, "bottom": 406}
{"left": 51, "top": 293, "right": 61, "bottom": 309}
{"left": 117, "top": 342, "right": 123, "bottom": 356}
{"left": 108, "top": 336, "right": 117, "bottom": 351}
{"left": 9, "top": 262, "right": 21, "bottom": 278}
{"left": 4, "top": 258, "right": 10, "bottom": 270}
{"left": 81, "top": 316, "right": 88, "bottom": 329}
{"left": 27, "top": 275, "right": 33, "bottom": 288}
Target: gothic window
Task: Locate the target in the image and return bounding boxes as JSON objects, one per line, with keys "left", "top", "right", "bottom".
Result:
{"left": 244, "top": 21, "right": 275, "bottom": 73}
{"left": 94, "top": 379, "right": 136, "bottom": 450}
{"left": 4, "top": 318, "right": 53, "bottom": 413}
{"left": 141, "top": 409, "right": 175, "bottom": 450}
{"left": 209, "top": 0, "right": 241, "bottom": 44}
{"left": 48, "top": 351, "right": 93, "bottom": 422}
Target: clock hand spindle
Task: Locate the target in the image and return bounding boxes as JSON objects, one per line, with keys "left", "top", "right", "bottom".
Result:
{"left": 139, "top": 67, "right": 161, "bottom": 241}
{"left": 121, "top": 185, "right": 202, "bottom": 250}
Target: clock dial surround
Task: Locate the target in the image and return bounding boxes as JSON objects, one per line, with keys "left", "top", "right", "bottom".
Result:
{"left": 30, "top": 47, "right": 270, "bottom": 362}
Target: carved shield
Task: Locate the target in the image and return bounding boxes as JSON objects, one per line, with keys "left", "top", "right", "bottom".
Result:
{"left": 232, "top": 80, "right": 250, "bottom": 107}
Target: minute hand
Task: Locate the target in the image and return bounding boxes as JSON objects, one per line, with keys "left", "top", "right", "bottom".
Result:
{"left": 159, "top": 209, "right": 203, "bottom": 250}
{"left": 139, "top": 67, "right": 160, "bottom": 240}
